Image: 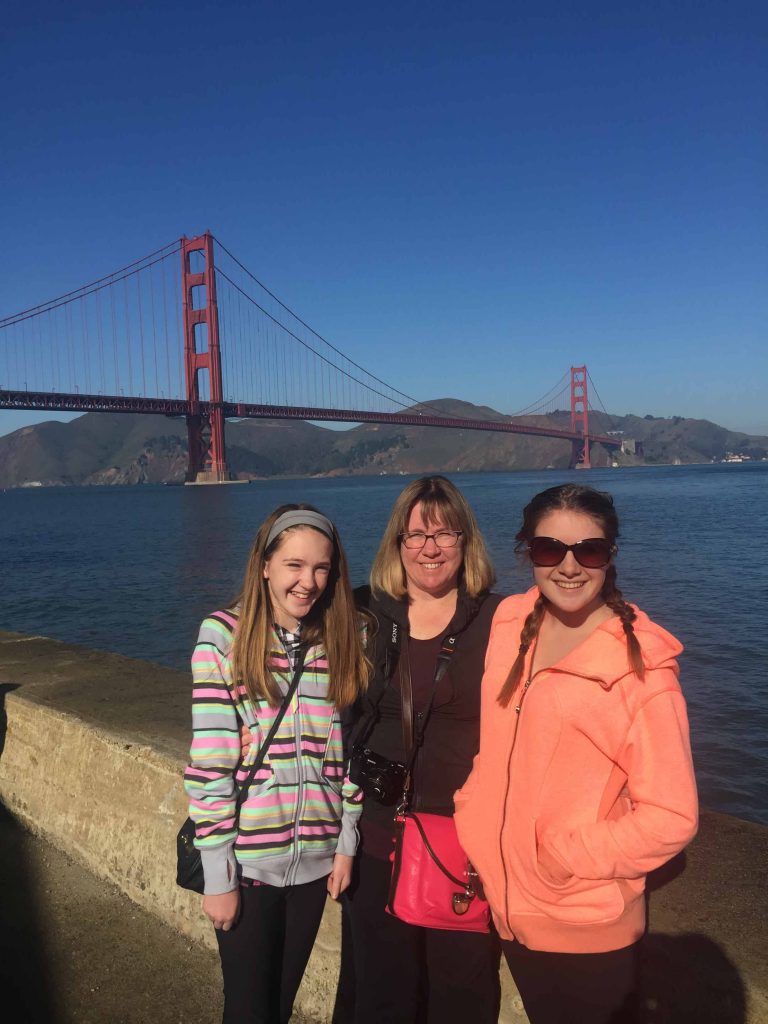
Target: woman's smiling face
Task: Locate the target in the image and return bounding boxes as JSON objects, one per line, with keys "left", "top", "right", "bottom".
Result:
{"left": 531, "top": 509, "right": 609, "bottom": 623}
{"left": 400, "top": 502, "right": 464, "bottom": 599}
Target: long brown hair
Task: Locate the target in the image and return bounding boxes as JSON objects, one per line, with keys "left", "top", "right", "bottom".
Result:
{"left": 230, "top": 504, "right": 369, "bottom": 708}
{"left": 498, "top": 484, "right": 644, "bottom": 707}
{"left": 369, "top": 476, "right": 495, "bottom": 600}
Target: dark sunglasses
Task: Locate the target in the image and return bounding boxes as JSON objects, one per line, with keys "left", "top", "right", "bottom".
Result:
{"left": 528, "top": 536, "right": 616, "bottom": 569}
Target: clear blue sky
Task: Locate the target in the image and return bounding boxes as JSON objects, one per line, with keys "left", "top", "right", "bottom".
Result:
{"left": 2, "top": 0, "right": 766, "bottom": 437}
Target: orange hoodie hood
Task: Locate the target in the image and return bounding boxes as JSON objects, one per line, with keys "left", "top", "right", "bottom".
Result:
{"left": 534, "top": 592, "right": 684, "bottom": 691}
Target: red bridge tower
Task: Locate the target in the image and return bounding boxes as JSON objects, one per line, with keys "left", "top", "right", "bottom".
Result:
{"left": 569, "top": 365, "right": 590, "bottom": 469}
{"left": 181, "top": 232, "right": 231, "bottom": 483}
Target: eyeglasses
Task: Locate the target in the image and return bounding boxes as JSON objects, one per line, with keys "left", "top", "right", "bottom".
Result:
{"left": 528, "top": 536, "right": 616, "bottom": 568}
{"left": 399, "top": 530, "right": 463, "bottom": 549}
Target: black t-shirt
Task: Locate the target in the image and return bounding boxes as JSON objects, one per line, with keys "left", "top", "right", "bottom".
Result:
{"left": 356, "top": 592, "right": 503, "bottom": 858}
{"left": 359, "top": 634, "right": 446, "bottom": 858}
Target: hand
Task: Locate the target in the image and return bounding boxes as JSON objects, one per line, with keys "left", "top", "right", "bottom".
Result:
{"left": 240, "top": 723, "right": 253, "bottom": 759}
{"left": 537, "top": 842, "right": 572, "bottom": 886}
{"left": 202, "top": 889, "right": 241, "bottom": 931}
{"left": 327, "top": 854, "right": 354, "bottom": 900}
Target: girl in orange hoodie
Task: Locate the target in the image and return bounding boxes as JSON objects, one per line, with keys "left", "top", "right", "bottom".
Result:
{"left": 454, "top": 484, "right": 698, "bottom": 1024}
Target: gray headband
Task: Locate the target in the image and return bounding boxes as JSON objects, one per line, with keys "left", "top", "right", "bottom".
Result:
{"left": 266, "top": 510, "right": 335, "bottom": 548}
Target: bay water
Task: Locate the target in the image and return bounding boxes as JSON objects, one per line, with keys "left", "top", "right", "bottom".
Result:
{"left": 1, "top": 463, "right": 766, "bottom": 825}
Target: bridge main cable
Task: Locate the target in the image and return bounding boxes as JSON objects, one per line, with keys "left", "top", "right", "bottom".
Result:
{"left": 0, "top": 240, "right": 182, "bottom": 329}
{"left": 213, "top": 236, "right": 481, "bottom": 420}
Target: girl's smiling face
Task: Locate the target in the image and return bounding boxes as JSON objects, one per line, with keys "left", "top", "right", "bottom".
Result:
{"left": 263, "top": 527, "right": 333, "bottom": 629}
{"left": 531, "top": 509, "right": 610, "bottom": 624}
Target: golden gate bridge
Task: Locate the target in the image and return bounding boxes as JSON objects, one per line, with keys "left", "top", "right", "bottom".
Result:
{"left": 0, "top": 233, "right": 622, "bottom": 481}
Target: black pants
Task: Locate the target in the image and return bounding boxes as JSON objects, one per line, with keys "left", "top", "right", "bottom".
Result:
{"left": 215, "top": 877, "right": 328, "bottom": 1024}
{"left": 336, "top": 852, "right": 500, "bottom": 1024}
{"left": 502, "top": 938, "right": 640, "bottom": 1024}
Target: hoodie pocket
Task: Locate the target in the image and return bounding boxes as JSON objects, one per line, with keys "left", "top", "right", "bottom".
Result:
{"left": 234, "top": 772, "right": 298, "bottom": 856}
{"left": 515, "top": 820, "right": 626, "bottom": 926}
{"left": 319, "top": 710, "right": 346, "bottom": 791}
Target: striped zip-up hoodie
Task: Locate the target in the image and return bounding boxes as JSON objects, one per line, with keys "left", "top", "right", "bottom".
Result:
{"left": 184, "top": 609, "right": 363, "bottom": 895}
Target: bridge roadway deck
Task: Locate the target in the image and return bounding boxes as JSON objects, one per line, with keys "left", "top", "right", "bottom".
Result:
{"left": 0, "top": 630, "right": 765, "bottom": 1023}
{"left": 0, "top": 389, "right": 622, "bottom": 447}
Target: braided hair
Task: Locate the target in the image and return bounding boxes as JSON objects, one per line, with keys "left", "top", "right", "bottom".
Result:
{"left": 498, "top": 484, "right": 644, "bottom": 707}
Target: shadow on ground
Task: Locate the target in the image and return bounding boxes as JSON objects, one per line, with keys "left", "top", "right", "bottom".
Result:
{"left": 0, "top": 683, "right": 60, "bottom": 1020}
{"left": 0, "top": 682, "right": 228, "bottom": 1024}
{"left": 0, "top": 799, "right": 62, "bottom": 1021}
{"left": 638, "top": 852, "right": 747, "bottom": 1023}
{"left": 639, "top": 931, "right": 746, "bottom": 1023}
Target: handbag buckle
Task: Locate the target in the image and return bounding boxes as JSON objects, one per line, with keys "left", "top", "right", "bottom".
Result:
{"left": 451, "top": 887, "right": 476, "bottom": 916}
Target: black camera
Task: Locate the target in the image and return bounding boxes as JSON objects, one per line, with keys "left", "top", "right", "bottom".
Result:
{"left": 349, "top": 746, "right": 407, "bottom": 806}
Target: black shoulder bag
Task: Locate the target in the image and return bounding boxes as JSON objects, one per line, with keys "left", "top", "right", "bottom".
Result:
{"left": 176, "top": 648, "right": 306, "bottom": 893}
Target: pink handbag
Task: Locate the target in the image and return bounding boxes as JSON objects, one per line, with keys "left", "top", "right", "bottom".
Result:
{"left": 386, "top": 811, "right": 490, "bottom": 933}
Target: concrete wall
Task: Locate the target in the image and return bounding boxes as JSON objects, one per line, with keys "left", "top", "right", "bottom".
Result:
{"left": 0, "top": 631, "right": 766, "bottom": 1023}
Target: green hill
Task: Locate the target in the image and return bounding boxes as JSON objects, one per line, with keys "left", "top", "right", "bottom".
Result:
{"left": 0, "top": 405, "right": 765, "bottom": 487}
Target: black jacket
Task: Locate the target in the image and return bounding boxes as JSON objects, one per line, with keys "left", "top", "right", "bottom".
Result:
{"left": 349, "top": 584, "right": 503, "bottom": 817}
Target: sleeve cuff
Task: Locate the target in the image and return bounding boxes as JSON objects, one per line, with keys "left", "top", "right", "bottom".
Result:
{"left": 336, "top": 813, "right": 360, "bottom": 857}
{"left": 201, "top": 844, "right": 239, "bottom": 895}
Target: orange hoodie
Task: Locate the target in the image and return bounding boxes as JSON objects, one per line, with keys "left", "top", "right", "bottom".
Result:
{"left": 454, "top": 588, "right": 698, "bottom": 954}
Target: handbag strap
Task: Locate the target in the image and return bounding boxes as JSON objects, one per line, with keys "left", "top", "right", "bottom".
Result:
{"left": 234, "top": 645, "right": 306, "bottom": 812}
{"left": 402, "top": 811, "right": 467, "bottom": 888}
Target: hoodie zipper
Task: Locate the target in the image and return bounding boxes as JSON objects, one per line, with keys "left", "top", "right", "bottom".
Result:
{"left": 498, "top": 676, "right": 533, "bottom": 936}
{"left": 285, "top": 684, "right": 306, "bottom": 886}
{"left": 281, "top": 643, "right": 306, "bottom": 887}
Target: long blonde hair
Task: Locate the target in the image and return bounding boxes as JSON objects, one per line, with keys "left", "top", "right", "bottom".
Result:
{"left": 231, "top": 504, "right": 369, "bottom": 708}
{"left": 369, "top": 476, "right": 495, "bottom": 600}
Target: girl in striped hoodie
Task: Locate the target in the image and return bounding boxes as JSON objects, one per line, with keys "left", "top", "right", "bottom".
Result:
{"left": 184, "top": 504, "right": 369, "bottom": 1024}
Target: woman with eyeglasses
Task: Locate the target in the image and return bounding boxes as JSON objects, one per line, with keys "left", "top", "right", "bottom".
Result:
{"left": 454, "top": 484, "right": 698, "bottom": 1024}
{"left": 335, "top": 475, "right": 504, "bottom": 1024}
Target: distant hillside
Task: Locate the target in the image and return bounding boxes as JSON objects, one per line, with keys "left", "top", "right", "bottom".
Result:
{"left": 0, "top": 403, "right": 765, "bottom": 487}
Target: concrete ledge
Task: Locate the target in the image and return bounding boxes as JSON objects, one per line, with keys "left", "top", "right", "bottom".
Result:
{"left": 0, "top": 631, "right": 766, "bottom": 1023}
{"left": 0, "top": 632, "right": 345, "bottom": 1021}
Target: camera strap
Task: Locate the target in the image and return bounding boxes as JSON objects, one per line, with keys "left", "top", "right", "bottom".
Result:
{"left": 399, "top": 633, "right": 457, "bottom": 811}
{"left": 346, "top": 615, "right": 407, "bottom": 754}
{"left": 346, "top": 617, "right": 456, "bottom": 768}
{"left": 400, "top": 641, "right": 414, "bottom": 759}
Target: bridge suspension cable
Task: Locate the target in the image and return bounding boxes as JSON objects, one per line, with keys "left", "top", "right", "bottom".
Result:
{"left": 508, "top": 369, "right": 571, "bottom": 418}
{"left": 213, "top": 237, "right": 438, "bottom": 413}
{"left": 586, "top": 367, "right": 610, "bottom": 417}
{"left": 214, "top": 264, "right": 419, "bottom": 411}
{"left": 0, "top": 241, "right": 184, "bottom": 401}
{"left": 0, "top": 232, "right": 613, "bottom": 463}
{"left": 211, "top": 236, "right": 463, "bottom": 416}
{"left": 0, "top": 240, "right": 181, "bottom": 328}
